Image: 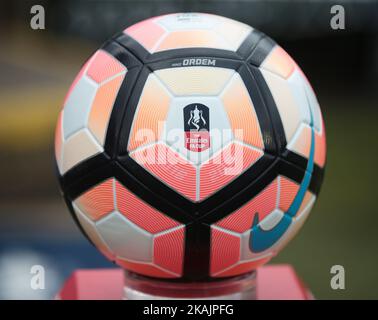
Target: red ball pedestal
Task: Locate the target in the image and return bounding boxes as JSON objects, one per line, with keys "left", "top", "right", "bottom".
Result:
{"left": 56, "top": 264, "right": 313, "bottom": 300}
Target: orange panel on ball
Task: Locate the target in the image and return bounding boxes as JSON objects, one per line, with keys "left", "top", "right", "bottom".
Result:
{"left": 88, "top": 74, "right": 125, "bottom": 146}
{"left": 199, "top": 143, "right": 263, "bottom": 200}
{"left": 128, "top": 75, "right": 171, "bottom": 152}
{"left": 261, "top": 46, "right": 295, "bottom": 79}
{"left": 155, "top": 30, "right": 228, "bottom": 52}
{"left": 155, "top": 67, "right": 234, "bottom": 96}
{"left": 74, "top": 179, "right": 115, "bottom": 221}
{"left": 287, "top": 123, "right": 312, "bottom": 159}
{"left": 115, "top": 180, "right": 180, "bottom": 234}
{"left": 131, "top": 143, "right": 197, "bottom": 201}
{"left": 279, "top": 176, "right": 300, "bottom": 212}
{"left": 222, "top": 75, "right": 264, "bottom": 149}
{"left": 215, "top": 179, "right": 278, "bottom": 233}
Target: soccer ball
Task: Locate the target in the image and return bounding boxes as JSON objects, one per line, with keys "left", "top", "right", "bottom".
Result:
{"left": 55, "top": 13, "right": 326, "bottom": 281}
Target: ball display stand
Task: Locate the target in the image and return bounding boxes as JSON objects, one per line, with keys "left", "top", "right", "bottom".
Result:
{"left": 56, "top": 264, "right": 313, "bottom": 300}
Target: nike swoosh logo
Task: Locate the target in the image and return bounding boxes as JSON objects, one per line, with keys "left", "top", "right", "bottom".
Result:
{"left": 249, "top": 112, "right": 315, "bottom": 253}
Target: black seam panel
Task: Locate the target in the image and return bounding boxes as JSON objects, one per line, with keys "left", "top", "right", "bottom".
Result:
{"left": 117, "top": 66, "right": 151, "bottom": 156}
{"left": 249, "top": 65, "right": 287, "bottom": 153}
{"left": 101, "top": 41, "right": 143, "bottom": 158}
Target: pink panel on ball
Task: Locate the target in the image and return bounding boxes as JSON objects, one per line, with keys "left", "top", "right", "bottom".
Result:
{"left": 124, "top": 18, "right": 166, "bottom": 52}
{"left": 215, "top": 179, "right": 278, "bottom": 233}
{"left": 115, "top": 180, "right": 180, "bottom": 234}
{"left": 200, "top": 143, "right": 263, "bottom": 200}
{"left": 213, "top": 256, "right": 271, "bottom": 278}
{"left": 75, "top": 179, "right": 115, "bottom": 221}
{"left": 210, "top": 228, "right": 240, "bottom": 276}
{"left": 131, "top": 143, "right": 197, "bottom": 201}
{"left": 88, "top": 73, "right": 125, "bottom": 146}
{"left": 86, "top": 50, "right": 126, "bottom": 84}
{"left": 261, "top": 46, "right": 295, "bottom": 79}
{"left": 314, "top": 129, "right": 326, "bottom": 168}
{"left": 117, "top": 258, "right": 178, "bottom": 278}
{"left": 279, "top": 176, "right": 300, "bottom": 212}
{"left": 153, "top": 227, "right": 185, "bottom": 275}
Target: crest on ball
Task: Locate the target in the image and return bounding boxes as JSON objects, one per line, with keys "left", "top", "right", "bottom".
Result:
{"left": 183, "top": 103, "right": 210, "bottom": 152}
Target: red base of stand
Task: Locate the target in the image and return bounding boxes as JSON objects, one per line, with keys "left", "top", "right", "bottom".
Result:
{"left": 56, "top": 264, "right": 312, "bottom": 300}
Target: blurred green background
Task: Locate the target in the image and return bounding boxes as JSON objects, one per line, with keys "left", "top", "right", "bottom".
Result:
{"left": 0, "top": 0, "right": 377, "bottom": 299}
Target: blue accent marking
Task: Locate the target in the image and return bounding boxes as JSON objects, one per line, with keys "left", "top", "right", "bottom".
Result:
{"left": 250, "top": 213, "right": 292, "bottom": 253}
{"left": 249, "top": 112, "right": 315, "bottom": 253}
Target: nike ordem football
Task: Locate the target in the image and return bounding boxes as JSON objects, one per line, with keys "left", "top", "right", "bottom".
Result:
{"left": 55, "top": 13, "right": 326, "bottom": 281}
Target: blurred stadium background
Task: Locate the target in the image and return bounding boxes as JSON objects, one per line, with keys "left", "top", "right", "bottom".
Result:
{"left": 0, "top": 0, "right": 377, "bottom": 299}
